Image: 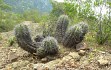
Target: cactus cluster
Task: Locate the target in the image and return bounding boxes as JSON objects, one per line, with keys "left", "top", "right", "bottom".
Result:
{"left": 14, "top": 24, "right": 37, "bottom": 54}
{"left": 55, "top": 15, "right": 69, "bottom": 43}
{"left": 63, "top": 22, "right": 88, "bottom": 48}
{"left": 14, "top": 15, "right": 88, "bottom": 58}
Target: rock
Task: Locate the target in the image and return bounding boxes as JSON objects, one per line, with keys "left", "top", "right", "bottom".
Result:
{"left": 62, "top": 52, "right": 81, "bottom": 62}
{"left": 76, "top": 42, "right": 87, "bottom": 51}
{"left": 83, "top": 60, "right": 89, "bottom": 65}
{"left": 26, "top": 63, "right": 33, "bottom": 70}
{"left": 46, "top": 59, "right": 61, "bottom": 70}
{"left": 108, "top": 50, "right": 111, "bottom": 54}
{"left": 8, "top": 51, "right": 18, "bottom": 62}
{"left": 41, "top": 58, "right": 48, "bottom": 63}
{"left": 62, "top": 55, "right": 72, "bottom": 62}
{"left": 98, "top": 59, "right": 108, "bottom": 66}
{"left": 78, "top": 50, "right": 86, "bottom": 56}
{"left": 68, "top": 52, "right": 81, "bottom": 61}
{"left": 101, "top": 52, "right": 106, "bottom": 54}
{"left": 33, "top": 63, "right": 49, "bottom": 70}
{"left": 11, "top": 49, "right": 17, "bottom": 52}
{"left": 3, "top": 60, "right": 30, "bottom": 70}
{"left": 33, "top": 59, "right": 61, "bottom": 70}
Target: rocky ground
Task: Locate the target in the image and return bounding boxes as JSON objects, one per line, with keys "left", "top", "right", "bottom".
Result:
{"left": 0, "top": 46, "right": 111, "bottom": 70}
{"left": 0, "top": 21, "right": 111, "bottom": 70}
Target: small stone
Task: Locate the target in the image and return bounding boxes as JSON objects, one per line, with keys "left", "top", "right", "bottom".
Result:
{"left": 68, "top": 52, "right": 81, "bottom": 61}
{"left": 62, "top": 55, "right": 72, "bottom": 62}
{"left": 33, "top": 63, "right": 49, "bottom": 70}
{"left": 76, "top": 42, "right": 87, "bottom": 51}
{"left": 11, "top": 49, "right": 17, "bottom": 52}
{"left": 41, "top": 58, "right": 48, "bottom": 63}
{"left": 108, "top": 50, "right": 111, "bottom": 54}
{"left": 12, "top": 62, "right": 18, "bottom": 68}
{"left": 8, "top": 51, "right": 18, "bottom": 62}
{"left": 98, "top": 59, "right": 108, "bottom": 66}
{"left": 78, "top": 50, "right": 86, "bottom": 56}
{"left": 33, "top": 63, "right": 44, "bottom": 70}
{"left": 45, "top": 59, "right": 61, "bottom": 70}
{"left": 101, "top": 52, "right": 106, "bottom": 54}
{"left": 83, "top": 60, "right": 89, "bottom": 65}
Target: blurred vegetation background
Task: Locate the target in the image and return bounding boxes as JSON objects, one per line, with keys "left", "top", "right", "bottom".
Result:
{"left": 0, "top": 0, "right": 111, "bottom": 46}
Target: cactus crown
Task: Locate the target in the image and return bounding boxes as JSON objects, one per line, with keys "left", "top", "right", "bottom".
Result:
{"left": 78, "top": 22, "right": 88, "bottom": 35}
{"left": 68, "top": 22, "right": 88, "bottom": 36}
{"left": 14, "top": 24, "right": 32, "bottom": 42}
{"left": 42, "top": 37, "right": 58, "bottom": 45}
{"left": 57, "top": 15, "right": 69, "bottom": 24}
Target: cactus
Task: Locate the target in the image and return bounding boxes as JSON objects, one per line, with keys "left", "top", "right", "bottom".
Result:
{"left": 14, "top": 24, "right": 37, "bottom": 54}
{"left": 36, "top": 37, "right": 59, "bottom": 58}
{"left": 42, "top": 37, "right": 59, "bottom": 55}
{"left": 34, "top": 35, "right": 44, "bottom": 42}
{"left": 36, "top": 47, "right": 46, "bottom": 58}
{"left": 78, "top": 22, "right": 88, "bottom": 35}
{"left": 63, "top": 22, "right": 88, "bottom": 48}
{"left": 55, "top": 15, "right": 69, "bottom": 43}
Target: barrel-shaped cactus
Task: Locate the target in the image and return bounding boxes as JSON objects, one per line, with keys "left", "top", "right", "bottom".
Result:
{"left": 36, "top": 37, "right": 59, "bottom": 58}
{"left": 63, "top": 22, "right": 88, "bottom": 48}
{"left": 14, "top": 24, "right": 37, "bottom": 54}
{"left": 42, "top": 37, "right": 59, "bottom": 55}
{"left": 55, "top": 15, "right": 69, "bottom": 43}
